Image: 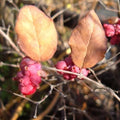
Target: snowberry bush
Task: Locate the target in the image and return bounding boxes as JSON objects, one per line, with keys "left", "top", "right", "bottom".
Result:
{"left": 1, "top": 2, "right": 120, "bottom": 120}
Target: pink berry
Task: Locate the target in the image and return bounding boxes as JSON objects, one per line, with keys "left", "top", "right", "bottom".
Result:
{"left": 55, "top": 57, "right": 88, "bottom": 80}
{"left": 64, "top": 56, "right": 74, "bottom": 66}
{"left": 69, "top": 65, "right": 80, "bottom": 79}
{"left": 27, "top": 63, "right": 41, "bottom": 75}
{"left": 117, "top": 19, "right": 120, "bottom": 24}
{"left": 22, "top": 63, "right": 42, "bottom": 87}
{"left": 115, "top": 24, "right": 120, "bottom": 35}
{"left": 103, "top": 24, "right": 115, "bottom": 37}
{"left": 55, "top": 61, "right": 67, "bottom": 74}
{"left": 110, "top": 35, "right": 120, "bottom": 45}
{"left": 13, "top": 71, "right": 23, "bottom": 81}
{"left": 19, "top": 83, "right": 37, "bottom": 95}
{"left": 21, "top": 58, "right": 42, "bottom": 76}
{"left": 18, "top": 75, "right": 37, "bottom": 95}
{"left": 14, "top": 56, "right": 43, "bottom": 95}
{"left": 19, "top": 76, "right": 32, "bottom": 86}
{"left": 20, "top": 56, "right": 36, "bottom": 71}
{"left": 30, "top": 74, "right": 41, "bottom": 87}
{"left": 103, "top": 21, "right": 120, "bottom": 45}
{"left": 70, "top": 65, "right": 80, "bottom": 73}
{"left": 63, "top": 73, "right": 71, "bottom": 80}
{"left": 80, "top": 68, "right": 89, "bottom": 77}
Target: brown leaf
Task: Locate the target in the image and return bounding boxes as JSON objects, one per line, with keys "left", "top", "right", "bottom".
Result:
{"left": 15, "top": 5, "right": 57, "bottom": 61}
{"left": 69, "top": 10, "right": 107, "bottom": 68}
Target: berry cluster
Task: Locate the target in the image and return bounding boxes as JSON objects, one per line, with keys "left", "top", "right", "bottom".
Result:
{"left": 103, "top": 19, "right": 120, "bottom": 45}
{"left": 14, "top": 56, "right": 89, "bottom": 95}
{"left": 55, "top": 56, "right": 89, "bottom": 80}
{"left": 14, "top": 57, "right": 42, "bottom": 95}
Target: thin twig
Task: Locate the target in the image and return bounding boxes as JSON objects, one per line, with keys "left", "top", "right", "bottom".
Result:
{"left": 1, "top": 64, "right": 120, "bottom": 102}
{"left": 7, "top": 25, "right": 11, "bottom": 36}
{"left": 42, "top": 79, "right": 66, "bottom": 97}
{"left": 1, "top": 19, "right": 6, "bottom": 28}
{"left": 63, "top": 100, "right": 67, "bottom": 120}
{"left": 117, "top": 0, "right": 120, "bottom": 17}
{"left": 88, "top": 68, "right": 101, "bottom": 83}
{"left": 6, "top": 0, "right": 19, "bottom": 12}
{"left": 12, "top": 86, "right": 53, "bottom": 104}
{"left": 32, "top": 91, "right": 59, "bottom": 120}
{"left": 0, "top": 28, "right": 24, "bottom": 57}
{"left": 42, "top": 66, "right": 120, "bottom": 102}
{"left": 98, "top": 0, "right": 120, "bottom": 12}
{"left": 59, "top": 105, "right": 93, "bottom": 120}
{"left": 52, "top": 9, "right": 66, "bottom": 20}
{"left": 96, "top": 58, "right": 120, "bottom": 75}
{"left": 0, "top": 61, "right": 19, "bottom": 68}
{"left": 51, "top": 0, "right": 95, "bottom": 20}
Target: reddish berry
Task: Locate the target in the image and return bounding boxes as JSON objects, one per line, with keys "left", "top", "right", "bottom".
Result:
{"left": 14, "top": 56, "right": 43, "bottom": 95}
{"left": 63, "top": 73, "right": 71, "bottom": 80}
{"left": 115, "top": 24, "right": 120, "bottom": 35}
{"left": 117, "top": 19, "right": 120, "bottom": 24}
{"left": 69, "top": 65, "right": 80, "bottom": 79}
{"left": 18, "top": 76, "right": 37, "bottom": 95}
{"left": 110, "top": 35, "right": 120, "bottom": 45}
{"left": 103, "top": 24, "right": 115, "bottom": 37}
{"left": 30, "top": 74, "right": 41, "bottom": 87}
{"left": 13, "top": 71, "right": 23, "bottom": 81}
{"left": 80, "top": 68, "right": 89, "bottom": 77}
{"left": 103, "top": 19, "right": 120, "bottom": 45}
{"left": 19, "top": 83, "right": 37, "bottom": 95}
{"left": 19, "top": 76, "right": 32, "bottom": 86}
{"left": 64, "top": 56, "right": 74, "bottom": 66}
{"left": 20, "top": 56, "right": 36, "bottom": 71}
{"left": 55, "top": 56, "right": 89, "bottom": 80}
{"left": 55, "top": 61, "right": 67, "bottom": 74}
{"left": 26, "top": 63, "right": 41, "bottom": 75}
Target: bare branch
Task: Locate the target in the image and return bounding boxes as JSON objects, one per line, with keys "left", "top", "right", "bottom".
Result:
{"left": 43, "top": 66, "right": 120, "bottom": 102}
{"left": 0, "top": 61, "right": 19, "bottom": 68}
{"left": 6, "top": 0, "right": 19, "bottom": 12}
{"left": 0, "top": 27, "right": 24, "bottom": 57}
{"left": 98, "top": 0, "right": 120, "bottom": 12}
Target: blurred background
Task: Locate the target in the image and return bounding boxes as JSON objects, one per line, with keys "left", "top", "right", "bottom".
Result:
{"left": 0, "top": 0, "right": 120, "bottom": 120}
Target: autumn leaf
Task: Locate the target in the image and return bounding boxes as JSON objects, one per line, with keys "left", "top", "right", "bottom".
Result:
{"left": 69, "top": 10, "right": 107, "bottom": 68}
{"left": 15, "top": 5, "right": 57, "bottom": 61}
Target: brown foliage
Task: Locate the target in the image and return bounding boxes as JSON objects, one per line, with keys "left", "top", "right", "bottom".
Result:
{"left": 15, "top": 5, "right": 57, "bottom": 61}
{"left": 69, "top": 10, "right": 107, "bottom": 68}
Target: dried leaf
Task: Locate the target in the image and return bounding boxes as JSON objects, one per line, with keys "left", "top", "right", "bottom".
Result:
{"left": 69, "top": 10, "right": 107, "bottom": 68}
{"left": 15, "top": 5, "right": 57, "bottom": 61}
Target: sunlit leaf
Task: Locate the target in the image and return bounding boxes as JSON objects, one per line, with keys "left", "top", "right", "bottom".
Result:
{"left": 15, "top": 5, "right": 57, "bottom": 61}
{"left": 69, "top": 10, "right": 107, "bottom": 68}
